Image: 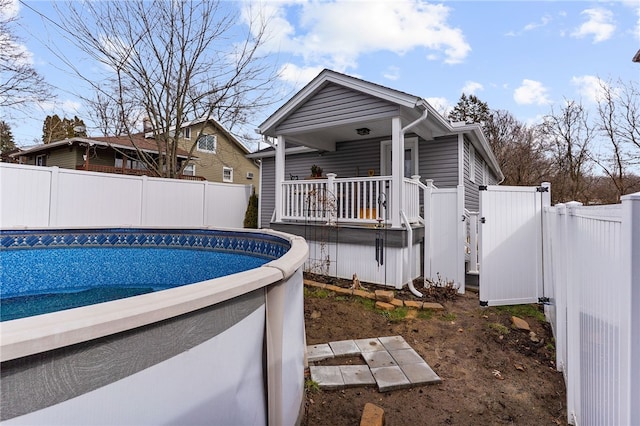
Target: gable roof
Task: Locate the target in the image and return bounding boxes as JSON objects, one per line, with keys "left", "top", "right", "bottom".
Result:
{"left": 14, "top": 133, "right": 192, "bottom": 159}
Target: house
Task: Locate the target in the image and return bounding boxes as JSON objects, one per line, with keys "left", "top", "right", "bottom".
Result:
{"left": 13, "top": 118, "right": 260, "bottom": 189}
{"left": 249, "top": 69, "right": 503, "bottom": 292}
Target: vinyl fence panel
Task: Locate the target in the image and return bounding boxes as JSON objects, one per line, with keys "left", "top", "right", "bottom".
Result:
{"left": 0, "top": 164, "right": 53, "bottom": 227}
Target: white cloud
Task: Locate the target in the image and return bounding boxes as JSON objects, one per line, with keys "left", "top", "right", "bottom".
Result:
{"left": 513, "top": 79, "right": 551, "bottom": 105}
{"left": 278, "top": 63, "right": 325, "bottom": 89}
{"left": 571, "top": 8, "right": 615, "bottom": 43}
{"left": 260, "top": 0, "right": 470, "bottom": 73}
{"left": 383, "top": 66, "right": 400, "bottom": 81}
{"left": 571, "top": 75, "right": 610, "bottom": 104}
{"left": 37, "top": 99, "right": 82, "bottom": 114}
{"left": 425, "top": 97, "right": 451, "bottom": 117}
{"left": 461, "top": 81, "right": 483, "bottom": 95}
{"left": 523, "top": 15, "right": 551, "bottom": 32}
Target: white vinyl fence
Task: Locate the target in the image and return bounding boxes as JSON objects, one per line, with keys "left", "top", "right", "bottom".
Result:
{"left": 543, "top": 195, "right": 640, "bottom": 425}
{"left": 0, "top": 163, "right": 253, "bottom": 229}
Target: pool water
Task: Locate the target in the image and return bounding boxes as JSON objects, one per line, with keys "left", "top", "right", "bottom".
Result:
{"left": 0, "top": 247, "right": 269, "bottom": 321}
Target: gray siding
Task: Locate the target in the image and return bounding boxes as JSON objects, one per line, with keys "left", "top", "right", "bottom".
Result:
{"left": 463, "top": 137, "right": 500, "bottom": 212}
{"left": 276, "top": 83, "right": 400, "bottom": 133}
{"left": 418, "top": 135, "right": 459, "bottom": 188}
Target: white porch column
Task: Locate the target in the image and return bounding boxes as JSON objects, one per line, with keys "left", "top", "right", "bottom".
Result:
{"left": 390, "top": 116, "right": 403, "bottom": 228}
{"left": 274, "top": 136, "right": 285, "bottom": 223}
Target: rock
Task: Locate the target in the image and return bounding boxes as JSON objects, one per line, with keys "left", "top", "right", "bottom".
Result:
{"left": 404, "top": 300, "right": 423, "bottom": 309}
{"left": 390, "top": 299, "right": 404, "bottom": 307}
{"left": 375, "top": 301, "right": 395, "bottom": 311}
{"left": 422, "top": 302, "right": 445, "bottom": 311}
{"left": 529, "top": 331, "right": 540, "bottom": 343}
{"left": 374, "top": 290, "right": 395, "bottom": 302}
{"left": 353, "top": 289, "right": 376, "bottom": 299}
{"left": 311, "top": 310, "right": 321, "bottom": 319}
{"left": 511, "top": 316, "right": 530, "bottom": 331}
{"left": 360, "top": 402, "right": 385, "bottom": 426}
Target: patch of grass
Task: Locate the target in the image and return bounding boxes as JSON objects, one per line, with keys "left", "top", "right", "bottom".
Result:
{"left": 355, "top": 297, "right": 376, "bottom": 311}
{"left": 488, "top": 322, "right": 510, "bottom": 336}
{"left": 545, "top": 342, "right": 555, "bottom": 351}
{"left": 440, "top": 312, "right": 457, "bottom": 321}
{"left": 495, "top": 304, "right": 546, "bottom": 322}
{"left": 305, "top": 378, "right": 320, "bottom": 393}
{"left": 418, "top": 309, "right": 434, "bottom": 320}
{"left": 304, "top": 287, "right": 331, "bottom": 299}
{"left": 335, "top": 295, "right": 348, "bottom": 301}
{"left": 380, "top": 307, "right": 409, "bottom": 322}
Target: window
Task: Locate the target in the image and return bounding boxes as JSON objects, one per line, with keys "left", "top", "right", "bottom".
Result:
{"left": 35, "top": 154, "right": 46, "bottom": 166}
{"left": 183, "top": 127, "right": 191, "bottom": 140}
{"left": 115, "top": 152, "right": 146, "bottom": 170}
{"left": 469, "top": 144, "right": 476, "bottom": 183}
{"left": 223, "top": 167, "right": 233, "bottom": 182}
{"left": 183, "top": 164, "right": 195, "bottom": 176}
{"left": 197, "top": 134, "right": 216, "bottom": 153}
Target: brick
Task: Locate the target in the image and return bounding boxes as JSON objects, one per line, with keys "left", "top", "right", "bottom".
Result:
{"left": 422, "top": 302, "right": 444, "bottom": 311}
{"left": 390, "top": 298, "right": 404, "bottom": 307}
{"left": 353, "top": 289, "right": 376, "bottom": 299}
{"left": 325, "top": 284, "right": 352, "bottom": 295}
{"left": 375, "top": 290, "right": 395, "bottom": 302}
{"left": 404, "top": 300, "right": 423, "bottom": 309}
{"left": 360, "top": 403, "right": 385, "bottom": 426}
{"left": 375, "top": 301, "right": 395, "bottom": 311}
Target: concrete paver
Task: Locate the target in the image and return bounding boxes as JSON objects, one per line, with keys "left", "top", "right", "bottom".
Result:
{"left": 309, "top": 366, "right": 344, "bottom": 389}
{"left": 389, "top": 348, "right": 424, "bottom": 365}
{"left": 370, "top": 366, "right": 411, "bottom": 392}
{"left": 362, "top": 350, "right": 397, "bottom": 368}
{"left": 329, "top": 339, "right": 360, "bottom": 357}
{"left": 307, "top": 343, "right": 334, "bottom": 362}
{"left": 400, "top": 362, "right": 442, "bottom": 385}
{"left": 339, "top": 365, "right": 376, "bottom": 387}
{"left": 354, "top": 338, "right": 385, "bottom": 352}
{"left": 378, "top": 335, "right": 411, "bottom": 351}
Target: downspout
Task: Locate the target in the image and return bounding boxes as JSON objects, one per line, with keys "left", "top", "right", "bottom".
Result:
{"left": 400, "top": 105, "right": 428, "bottom": 298}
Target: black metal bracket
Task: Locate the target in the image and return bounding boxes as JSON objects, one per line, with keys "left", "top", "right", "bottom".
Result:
{"left": 536, "top": 186, "right": 549, "bottom": 192}
{"left": 479, "top": 300, "right": 488, "bottom": 307}
{"left": 479, "top": 185, "right": 488, "bottom": 191}
{"left": 480, "top": 217, "right": 486, "bottom": 224}
{"left": 538, "top": 297, "right": 550, "bottom": 304}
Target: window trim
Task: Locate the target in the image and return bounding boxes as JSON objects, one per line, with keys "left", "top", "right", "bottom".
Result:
{"left": 183, "top": 127, "right": 191, "bottom": 140}
{"left": 223, "top": 166, "right": 233, "bottom": 183}
{"left": 197, "top": 134, "right": 217, "bottom": 153}
{"left": 35, "top": 154, "right": 46, "bottom": 166}
{"left": 183, "top": 163, "right": 196, "bottom": 176}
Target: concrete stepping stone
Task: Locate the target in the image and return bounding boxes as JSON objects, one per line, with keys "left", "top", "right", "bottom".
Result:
{"left": 354, "top": 338, "right": 385, "bottom": 352}
{"left": 329, "top": 339, "right": 361, "bottom": 357}
{"left": 389, "top": 348, "right": 424, "bottom": 365}
{"left": 362, "top": 350, "right": 397, "bottom": 368}
{"left": 307, "top": 343, "right": 334, "bottom": 362}
{"left": 378, "top": 335, "right": 411, "bottom": 351}
{"left": 399, "top": 362, "right": 442, "bottom": 385}
{"left": 309, "top": 366, "right": 343, "bottom": 389}
{"left": 370, "top": 366, "right": 411, "bottom": 392}
{"left": 339, "top": 365, "right": 376, "bottom": 387}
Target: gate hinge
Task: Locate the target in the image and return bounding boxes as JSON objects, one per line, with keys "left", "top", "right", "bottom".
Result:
{"left": 538, "top": 297, "right": 550, "bottom": 304}
{"left": 479, "top": 300, "right": 488, "bottom": 307}
{"left": 536, "top": 186, "right": 549, "bottom": 193}
{"left": 479, "top": 185, "right": 488, "bottom": 191}
{"left": 480, "top": 217, "right": 486, "bottom": 224}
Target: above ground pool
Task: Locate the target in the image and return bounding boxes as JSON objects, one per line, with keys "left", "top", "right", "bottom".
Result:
{"left": 0, "top": 227, "right": 308, "bottom": 426}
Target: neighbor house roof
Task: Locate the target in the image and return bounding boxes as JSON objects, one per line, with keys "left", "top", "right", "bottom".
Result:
{"left": 14, "top": 133, "right": 192, "bottom": 159}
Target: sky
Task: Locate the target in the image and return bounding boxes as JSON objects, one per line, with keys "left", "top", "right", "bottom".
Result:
{"left": 3, "top": 0, "right": 640, "bottom": 150}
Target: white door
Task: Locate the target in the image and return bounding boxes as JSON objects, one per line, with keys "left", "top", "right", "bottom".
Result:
{"left": 479, "top": 185, "right": 548, "bottom": 306}
{"left": 380, "top": 138, "right": 418, "bottom": 177}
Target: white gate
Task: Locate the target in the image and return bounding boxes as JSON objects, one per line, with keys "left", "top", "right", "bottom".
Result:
{"left": 479, "top": 184, "right": 550, "bottom": 306}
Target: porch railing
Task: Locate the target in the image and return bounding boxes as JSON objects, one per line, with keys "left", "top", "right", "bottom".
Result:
{"left": 281, "top": 175, "right": 392, "bottom": 224}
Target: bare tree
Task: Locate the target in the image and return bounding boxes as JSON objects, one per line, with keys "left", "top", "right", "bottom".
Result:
{"left": 592, "top": 78, "right": 640, "bottom": 201}
{"left": 542, "top": 100, "right": 594, "bottom": 203}
{"left": 484, "top": 110, "right": 552, "bottom": 186}
{"left": 56, "top": 0, "right": 281, "bottom": 178}
{"left": 0, "top": 0, "right": 53, "bottom": 112}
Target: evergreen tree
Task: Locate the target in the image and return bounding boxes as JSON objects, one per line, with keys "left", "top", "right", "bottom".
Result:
{"left": 448, "top": 93, "right": 492, "bottom": 126}
{"left": 0, "top": 120, "right": 16, "bottom": 154}
{"left": 43, "top": 115, "right": 87, "bottom": 143}
{"left": 243, "top": 189, "right": 259, "bottom": 228}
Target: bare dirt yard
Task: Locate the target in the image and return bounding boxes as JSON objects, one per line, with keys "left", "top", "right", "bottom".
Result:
{"left": 302, "top": 274, "right": 567, "bottom": 425}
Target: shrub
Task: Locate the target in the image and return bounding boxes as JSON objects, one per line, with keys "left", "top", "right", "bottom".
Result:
{"left": 243, "top": 188, "right": 259, "bottom": 228}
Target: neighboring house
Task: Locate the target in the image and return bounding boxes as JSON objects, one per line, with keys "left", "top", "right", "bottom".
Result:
{"left": 12, "top": 118, "right": 260, "bottom": 190}
{"left": 250, "top": 69, "right": 503, "bottom": 291}
{"left": 13, "top": 133, "right": 203, "bottom": 180}
{"left": 174, "top": 117, "right": 259, "bottom": 189}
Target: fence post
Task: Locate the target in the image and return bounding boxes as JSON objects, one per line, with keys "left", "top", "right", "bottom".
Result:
{"left": 48, "top": 166, "right": 59, "bottom": 227}
{"left": 565, "top": 200, "right": 582, "bottom": 425}
{"left": 140, "top": 175, "right": 148, "bottom": 226}
{"left": 467, "top": 212, "right": 479, "bottom": 274}
{"left": 423, "top": 179, "right": 434, "bottom": 282}
{"left": 622, "top": 192, "right": 640, "bottom": 425}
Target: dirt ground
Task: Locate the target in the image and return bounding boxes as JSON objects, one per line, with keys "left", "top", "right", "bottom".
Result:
{"left": 302, "top": 274, "right": 567, "bottom": 425}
